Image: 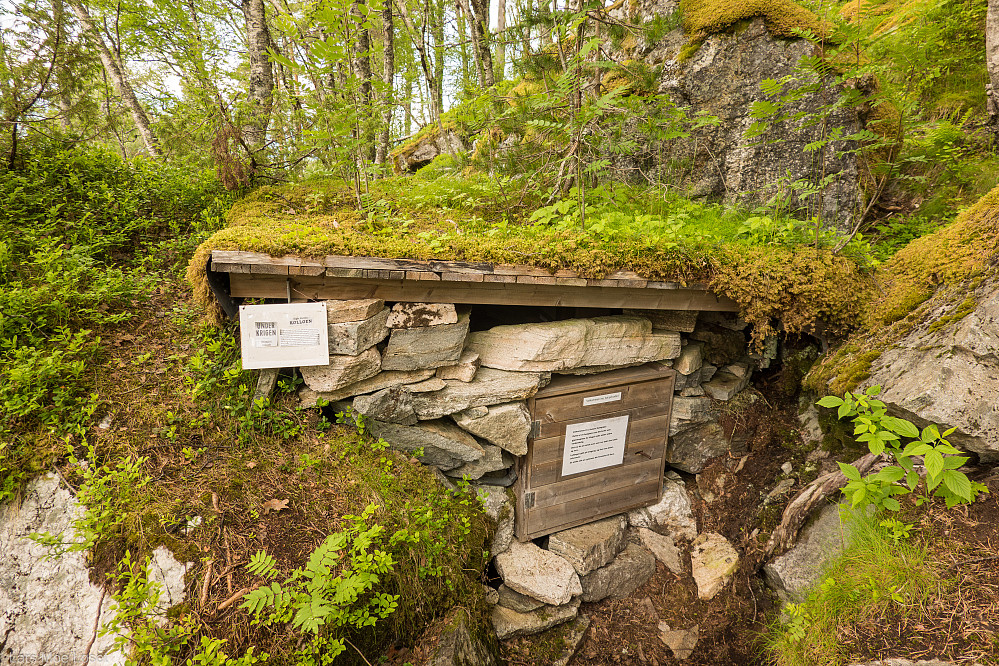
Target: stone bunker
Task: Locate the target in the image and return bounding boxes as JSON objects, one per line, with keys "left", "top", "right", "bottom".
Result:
{"left": 208, "top": 250, "right": 770, "bottom": 639}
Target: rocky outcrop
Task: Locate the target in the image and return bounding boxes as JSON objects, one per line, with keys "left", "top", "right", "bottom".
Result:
{"left": 424, "top": 608, "right": 501, "bottom": 666}
{"left": 860, "top": 277, "right": 999, "bottom": 463}
{"left": 392, "top": 130, "right": 466, "bottom": 173}
{"left": 610, "top": 2, "right": 861, "bottom": 227}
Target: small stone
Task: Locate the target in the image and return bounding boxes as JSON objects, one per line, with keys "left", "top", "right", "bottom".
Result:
{"left": 690, "top": 533, "right": 739, "bottom": 600}
{"left": 781, "top": 461, "right": 794, "bottom": 475}
{"left": 446, "top": 444, "right": 510, "bottom": 480}
{"left": 667, "top": 421, "right": 731, "bottom": 474}
{"left": 703, "top": 371, "right": 751, "bottom": 401}
{"left": 408, "top": 377, "right": 448, "bottom": 393}
{"left": 494, "top": 541, "right": 582, "bottom": 607}
{"left": 366, "top": 419, "right": 484, "bottom": 470}
{"left": 724, "top": 359, "right": 753, "bottom": 379}
{"left": 353, "top": 386, "right": 417, "bottom": 425}
{"left": 680, "top": 386, "right": 705, "bottom": 397}
{"left": 410, "top": 368, "right": 548, "bottom": 420}
{"left": 579, "top": 543, "right": 656, "bottom": 602}
{"left": 382, "top": 313, "right": 470, "bottom": 371}
{"left": 548, "top": 515, "right": 628, "bottom": 576}
{"left": 436, "top": 351, "right": 481, "bottom": 382}
{"left": 387, "top": 302, "right": 458, "bottom": 328}
{"left": 627, "top": 478, "right": 697, "bottom": 540}
{"left": 657, "top": 623, "right": 699, "bottom": 660}
{"left": 637, "top": 528, "right": 683, "bottom": 574}
{"left": 452, "top": 402, "right": 531, "bottom": 456}
{"left": 496, "top": 584, "right": 544, "bottom": 613}
{"left": 325, "top": 298, "right": 385, "bottom": 324}
{"left": 765, "top": 478, "right": 796, "bottom": 504}
{"left": 300, "top": 347, "right": 381, "bottom": 392}
{"left": 327, "top": 307, "right": 390, "bottom": 355}
{"left": 477, "top": 486, "right": 515, "bottom": 555}
{"left": 491, "top": 599, "right": 580, "bottom": 640}
{"left": 700, "top": 363, "right": 718, "bottom": 382}
{"left": 483, "top": 586, "right": 500, "bottom": 605}
{"left": 675, "top": 342, "right": 704, "bottom": 375}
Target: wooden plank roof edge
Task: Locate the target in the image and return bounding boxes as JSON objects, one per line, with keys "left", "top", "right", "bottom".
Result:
{"left": 210, "top": 249, "right": 710, "bottom": 290}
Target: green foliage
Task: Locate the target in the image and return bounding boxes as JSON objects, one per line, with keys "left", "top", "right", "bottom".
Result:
{"left": 241, "top": 505, "right": 400, "bottom": 665}
{"left": 102, "top": 551, "right": 266, "bottom": 666}
{"left": 767, "top": 511, "right": 938, "bottom": 666}
{"left": 817, "top": 385, "right": 987, "bottom": 511}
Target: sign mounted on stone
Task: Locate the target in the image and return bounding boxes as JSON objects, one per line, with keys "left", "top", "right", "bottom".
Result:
{"left": 239, "top": 302, "right": 329, "bottom": 370}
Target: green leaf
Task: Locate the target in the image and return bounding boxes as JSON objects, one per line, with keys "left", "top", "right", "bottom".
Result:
{"left": 838, "top": 462, "right": 862, "bottom": 481}
{"left": 865, "top": 385, "right": 883, "bottom": 396}
{"left": 873, "top": 466, "right": 905, "bottom": 483}
{"left": 882, "top": 497, "right": 901, "bottom": 511}
{"left": 925, "top": 450, "right": 944, "bottom": 478}
{"left": 816, "top": 396, "right": 843, "bottom": 408}
{"left": 942, "top": 470, "right": 972, "bottom": 501}
{"left": 883, "top": 416, "right": 919, "bottom": 439}
{"left": 837, "top": 402, "right": 852, "bottom": 420}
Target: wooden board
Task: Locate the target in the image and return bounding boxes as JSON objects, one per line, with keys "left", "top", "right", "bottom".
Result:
{"left": 514, "top": 363, "right": 675, "bottom": 541}
{"left": 226, "top": 273, "right": 739, "bottom": 312}
{"left": 210, "top": 250, "right": 741, "bottom": 312}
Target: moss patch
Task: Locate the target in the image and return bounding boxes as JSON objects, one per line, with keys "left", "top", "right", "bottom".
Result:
{"left": 678, "top": 0, "right": 826, "bottom": 60}
{"left": 806, "top": 184, "right": 999, "bottom": 394}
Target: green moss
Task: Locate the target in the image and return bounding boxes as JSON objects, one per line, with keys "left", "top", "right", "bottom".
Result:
{"left": 677, "top": 0, "right": 825, "bottom": 60}
{"left": 806, "top": 184, "right": 999, "bottom": 394}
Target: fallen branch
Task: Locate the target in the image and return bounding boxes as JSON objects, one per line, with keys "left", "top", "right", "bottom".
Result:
{"left": 216, "top": 583, "right": 259, "bottom": 613}
{"left": 763, "top": 453, "right": 880, "bottom": 560}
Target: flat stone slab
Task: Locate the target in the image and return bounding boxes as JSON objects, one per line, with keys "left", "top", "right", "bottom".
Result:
{"left": 452, "top": 402, "right": 531, "bottom": 456}
{"left": 301, "top": 346, "right": 381, "bottom": 392}
{"left": 625, "top": 309, "right": 699, "bottom": 333}
{"left": 436, "top": 351, "right": 481, "bottom": 382}
{"left": 466, "top": 316, "right": 681, "bottom": 372}
{"left": 325, "top": 298, "right": 384, "bottom": 324}
{"left": 445, "top": 444, "right": 510, "bottom": 480}
{"left": 703, "top": 370, "right": 751, "bottom": 401}
{"left": 669, "top": 396, "right": 719, "bottom": 436}
{"left": 387, "top": 302, "right": 458, "bottom": 328}
{"left": 366, "top": 419, "right": 484, "bottom": 470}
{"left": 690, "top": 533, "right": 738, "bottom": 601}
{"left": 666, "top": 421, "right": 730, "bottom": 474}
{"left": 410, "top": 368, "right": 548, "bottom": 420}
{"left": 353, "top": 386, "right": 417, "bottom": 425}
{"left": 382, "top": 313, "right": 470, "bottom": 371}
{"left": 298, "top": 368, "right": 436, "bottom": 405}
{"left": 491, "top": 599, "right": 580, "bottom": 640}
{"left": 579, "top": 543, "right": 656, "bottom": 602}
{"left": 548, "top": 515, "right": 627, "bottom": 576}
{"left": 494, "top": 541, "right": 582, "bottom": 607}
{"left": 328, "top": 307, "right": 389, "bottom": 355}
{"left": 658, "top": 622, "right": 699, "bottom": 660}
{"left": 497, "top": 584, "right": 544, "bottom": 613}
{"left": 638, "top": 528, "right": 683, "bottom": 575}
{"left": 763, "top": 503, "right": 855, "bottom": 602}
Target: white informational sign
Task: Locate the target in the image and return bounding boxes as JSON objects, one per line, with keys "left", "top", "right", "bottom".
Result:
{"left": 560, "top": 415, "right": 630, "bottom": 477}
{"left": 239, "top": 302, "right": 330, "bottom": 370}
{"left": 582, "top": 391, "right": 622, "bottom": 406}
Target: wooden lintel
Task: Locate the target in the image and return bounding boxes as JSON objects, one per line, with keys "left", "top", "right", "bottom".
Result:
{"left": 226, "top": 273, "right": 740, "bottom": 312}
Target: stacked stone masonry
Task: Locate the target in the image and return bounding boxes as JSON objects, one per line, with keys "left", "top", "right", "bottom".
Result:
{"left": 297, "top": 299, "right": 764, "bottom": 637}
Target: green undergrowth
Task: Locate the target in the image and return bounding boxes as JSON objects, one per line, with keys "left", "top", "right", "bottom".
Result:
{"left": 188, "top": 176, "right": 873, "bottom": 344}
{"left": 767, "top": 509, "right": 940, "bottom": 666}
{"left": 806, "top": 184, "right": 999, "bottom": 395}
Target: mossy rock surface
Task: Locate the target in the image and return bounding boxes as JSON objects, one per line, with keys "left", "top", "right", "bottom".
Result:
{"left": 806, "top": 184, "right": 999, "bottom": 394}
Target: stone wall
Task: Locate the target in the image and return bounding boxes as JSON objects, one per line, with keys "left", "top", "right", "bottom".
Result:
{"left": 297, "top": 299, "right": 767, "bottom": 637}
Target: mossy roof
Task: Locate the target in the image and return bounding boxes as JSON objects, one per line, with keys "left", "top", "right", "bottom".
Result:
{"left": 806, "top": 184, "right": 999, "bottom": 394}
{"left": 187, "top": 178, "right": 871, "bottom": 342}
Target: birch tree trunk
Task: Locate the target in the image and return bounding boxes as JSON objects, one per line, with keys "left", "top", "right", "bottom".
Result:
{"left": 240, "top": 0, "right": 274, "bottom": 151}
{"left": 457, "top": 0, "right": 494, "bottom": 87}
{"left": 375, "top": 2, "right": 395, "bottom": 165}
{"left": 394, "top": 0, "right": 441, "bottom": 121}
{"left": 65, "top": 0, "right": 160, "bottom": 156}
{"left": 495, "top": 0, "right": 505, "bottom": 81}
{"left": 987, "top": 0, "right": 999, "bottom": 122}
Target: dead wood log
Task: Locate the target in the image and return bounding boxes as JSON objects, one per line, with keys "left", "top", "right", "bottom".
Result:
{"left": 763, "top": 452, "right": 880, "bottom": 560}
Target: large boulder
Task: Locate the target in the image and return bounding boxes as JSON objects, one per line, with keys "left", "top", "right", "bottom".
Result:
{"left": 579, "top": 543, "right": 657, "bottom": 602}
{"left": 859, "top": 277, "right": 999, "bottom": 463}
{"left": 547, "top": 515, "right": 628, "bottom": 576}
{"left": 609, "top": 2, "right": 860, "bottom": 227}
{"left": 494, "top": 541, "right": 582, "bottom": 607}
{"left": 392, "top": 130, "right": 466, "bottom": 173}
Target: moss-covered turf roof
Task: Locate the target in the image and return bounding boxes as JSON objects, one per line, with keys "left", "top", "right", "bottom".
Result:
{"left": 188, "top": 178, "right": 873, "bottom": 344}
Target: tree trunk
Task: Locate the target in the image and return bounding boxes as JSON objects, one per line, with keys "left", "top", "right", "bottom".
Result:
{"left": 394, "top": 0, "right": 441, "bottom": 122}
{"left": 240, "top": 0, "right": 274, "bottom": 151}
{"left": 457, "top": 0, "right": 494, "bottom": 87}
{"left": 375, "top": 1, "right": 394, "bottom": 165}
{"left": 495, "top": 0, "right": 505, "bottom": 81}
{"left": 65, "top": 0, "right": 160, "bottom": 156}
{"left": 351, "top": 0, "right": 375, "bottom": 161}
{"left": 987, "top": 0, "right": 999, "bottom": 122}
